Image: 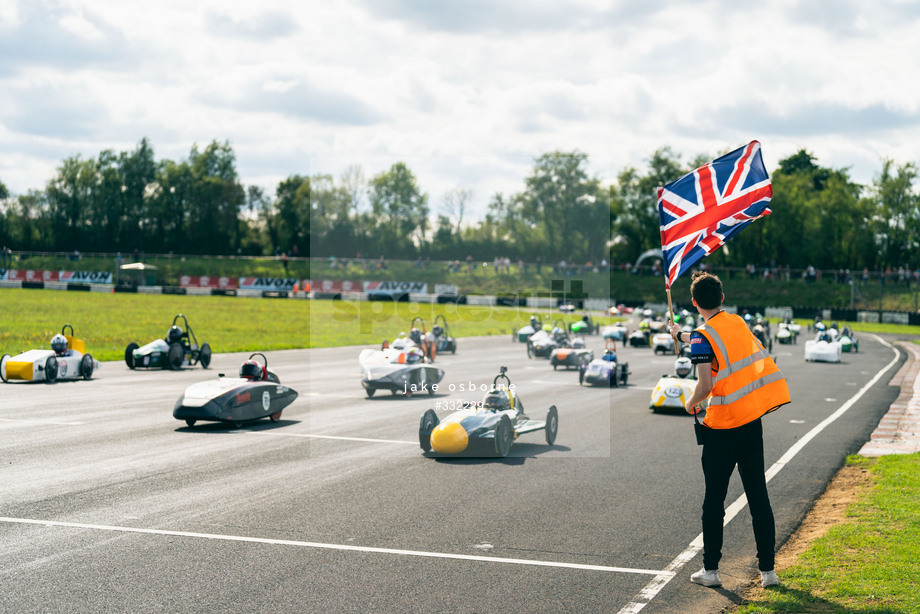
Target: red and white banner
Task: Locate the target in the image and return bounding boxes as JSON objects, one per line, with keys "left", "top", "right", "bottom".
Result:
{"left": 0, "top": 269, "right": 113, "bottom": 283}
{"left": 180, "top": 275, "right": 239, "bottom": 289}
{"left": 309, "top": 279, "right": 360, "bottom": 293}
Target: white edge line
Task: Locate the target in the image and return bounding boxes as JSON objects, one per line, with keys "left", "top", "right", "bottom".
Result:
{"left": 243, "top": 431, "right": 416, "bottom": 445}
{"left": 0, "top": 516, "right": 670, "bottom": 576}
{"left": 617, "top": 334, "right": 901, "bottom": 613}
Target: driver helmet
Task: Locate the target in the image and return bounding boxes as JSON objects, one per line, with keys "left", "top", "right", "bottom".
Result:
{"left": 602, "top": 349, "right": 617, "bottom": 362}
{"left": 674, "top": 357, "right": 692, "bottom": 379}
{"left": 572, "top": 337, "right": 586, "bottom": 349}
{"left": 167, "top": 325, "right": 183, "bottom": 344}
{"left": 239, "top": 359, "right": 263, "bottom": 380}
{"left": 409, "top": 327, "right": 422, "bottom": 345}
{"left": 432, "top": 325, "right": 443, "bottom": 337}
{"left": 405, "top": 347, "right": 424, "bottom": 363}
{"left": 51, "top": 334, "right": 68, "bottom": 355}
{"left": 482, "top": 388, "right": 512, "bottom": 412}
{"left": 819, "top": 331, "right": 832, "bottom": 343}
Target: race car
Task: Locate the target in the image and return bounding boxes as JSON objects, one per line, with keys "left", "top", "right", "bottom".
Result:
{"left": 419, "top": 367, "right": 558, "bottom": 458}
{"left": 549, "top": 336, "right": 594, "bottom": 370}
{"left": 1, "top": 324, "right": 101, "bottom": 384}
{"left": 405, "top": 316, "right": 444, "bottom": 362}
{"left": 125, "top": 314, "right": 212, "bottom": 370}
{"left": 601, "top": 322, "right": 628, "bottom": 341}
{"left": 627, "top": 328, "right": 650, "bottom": 348}
{"left": 173, "top": 353, "right": 298, "bottom": 428}
{"left": 527, "top": 320, "right": 568, "bottom": 358}
{"left": 752, "top": 322, "right": 773, "bottom": 352}
{"left": 804, "top": 330, "right": 842, "bottom": 363}
{"left": 579, "top": 340, "right": 629, "bottom": 387}
{"left": 652, "top": 332, "right": 675, "bottom": 355}
{"left": 569, "top": 314, "right": 597, "bottom": 335}
{"left": 650, "top": 356, "right": 696, "bottom": 413}
{"left": 774, "top": 319, "right": 798, "bottom": 345}
{"left": 430, "top": 315, "right": 457, "bottom": 355}
{"left": 360, "top": 334, "right": 444, "bottom": 397}
{"left": 839, "top": 326, "right": 859, "bottom": 352}
{"left": 514, "top": 314, "right": 545, "bottom": 343}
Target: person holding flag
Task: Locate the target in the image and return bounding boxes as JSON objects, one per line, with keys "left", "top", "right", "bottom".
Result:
{"left": 658, "top": 141, "right": 790, "bottom": 589}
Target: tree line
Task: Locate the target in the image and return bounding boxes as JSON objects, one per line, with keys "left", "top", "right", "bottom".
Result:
{"left": 1, "top": 138, "right": 917, "bottom": 273}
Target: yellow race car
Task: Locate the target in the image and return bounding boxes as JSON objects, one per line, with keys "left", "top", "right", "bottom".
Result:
{"left": 649, "top": 357, "right": 696, "bottom": 413}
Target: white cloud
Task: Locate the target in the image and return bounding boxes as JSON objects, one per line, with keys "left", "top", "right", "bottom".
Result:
{"left": 1, "top": 0, "right": 919, "bottom": 220}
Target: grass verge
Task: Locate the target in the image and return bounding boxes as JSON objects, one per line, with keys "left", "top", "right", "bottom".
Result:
{"left": 0, "top": 288, "right": 611, "bottom": 362}
{"left": 734, "top": 453, "right": 920, "bottom": 614}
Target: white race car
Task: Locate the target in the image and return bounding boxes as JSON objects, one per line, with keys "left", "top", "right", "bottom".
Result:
{"left": 601, "top": 323, "right": 628, "bottom": 341}
{"left": 652, "top": 332, "right": 675, "bottom": 355}
{"left": 804, "top": 330, "right": 842, "bottom": 363}
{"left": 1, "top": 325, "right": 101, "bottom": 383}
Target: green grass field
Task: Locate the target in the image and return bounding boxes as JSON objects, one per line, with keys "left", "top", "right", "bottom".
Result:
{"left": 734, "top": 454, "right": 920, "bottom": 614}
{"left": 0, "top": 288, "right": 613, "bottom": 362}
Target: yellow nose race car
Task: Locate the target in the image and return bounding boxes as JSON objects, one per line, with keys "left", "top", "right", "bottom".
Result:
{"left": 649, "top": 357, "right": 697, "bottom": 413}
{"left": 1, "top": 324, "right": 100, "bottom": 383}
{"left": 419, "top": 367, "right": 558, "bottom": 458}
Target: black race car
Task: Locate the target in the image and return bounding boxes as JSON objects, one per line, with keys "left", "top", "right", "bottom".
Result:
{"left": 173, "top": 353, "right": 298, "bottom": 428}
{"left": 125, "top": 314, "right": 211, "bottom": 370}
{"left": 419, "top": 367, "right": 558, "bottom": 458}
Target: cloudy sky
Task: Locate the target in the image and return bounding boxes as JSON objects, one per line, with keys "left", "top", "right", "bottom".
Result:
{"left": 1, "top": 0, "right": 918, "bottom": 219}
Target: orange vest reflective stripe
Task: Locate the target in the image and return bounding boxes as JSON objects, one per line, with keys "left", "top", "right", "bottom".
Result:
{"left": 698, "top": 312, "right": 791, "bottom": 429}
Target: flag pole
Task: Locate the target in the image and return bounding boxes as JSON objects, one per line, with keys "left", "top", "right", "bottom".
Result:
{"left": 667, "top": 285, "right": 680, "bottom": 355}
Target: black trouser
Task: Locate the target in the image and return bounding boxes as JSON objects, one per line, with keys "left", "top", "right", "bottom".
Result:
{"left": 700, "top": 418, "right": 775, "bottom": 572}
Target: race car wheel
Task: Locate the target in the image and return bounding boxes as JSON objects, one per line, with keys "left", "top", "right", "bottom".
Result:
{"left": 44, "top": 356, "right": 58, "bottom": 383}
{"left": 545, "top": 405, "right": 558, "bottom": 445}
{"left": 185, "top": 419, "right": 197, "bottom": 427}
{"left": 419, "top": 409, "right": 439, "bottom": 452}
{"left": 526, "top": 342, "right": 533, "bottom": 359}
{"left": 494, "top": 414, "right": 513, "bottom": 458}
{"left": 124, "top": 343, "right": 138, "bottom": 369}
{"left": 199, "top": 343, "right": 212, "bottom": 368}
{"left": 0, "top": 353, "right": 9, "bottom": 382}
{"left": 610, "top": 369, "right": 619, "bottom": 388}
{"left": 578, "top": 368, "right": 584, "bottom": 385}
{"left": 167, "top": 342, "right": 184, "bottom": 370}
{"left": 81, "top": 353, "right": 94, "bottom": 380}
{"left": 620, "top": 365, "right": 629, "bottom": 386}
{"left": 270, "top": 411, "right": 282, "bottom": 422}
{"left": 366, "top": 387, "right": 376, "bottom": 398}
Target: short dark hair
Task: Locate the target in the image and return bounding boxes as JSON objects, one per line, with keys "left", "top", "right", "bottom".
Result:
{"left": 690, "top": 271, "right": 723, "bottom": 310}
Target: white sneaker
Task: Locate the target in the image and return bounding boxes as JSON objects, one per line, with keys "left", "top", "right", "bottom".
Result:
{"left": 761, "top": 570, "right": 780, "bottom": 587}
{"left": 690, "top": 568, "right": 722, "bottom": 587}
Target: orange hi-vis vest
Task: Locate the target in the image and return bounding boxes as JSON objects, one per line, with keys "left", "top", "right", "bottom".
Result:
{"left": 697, "top": 312, "right": 791, "bottom": 429}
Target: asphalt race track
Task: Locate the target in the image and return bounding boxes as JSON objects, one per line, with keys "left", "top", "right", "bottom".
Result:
{"left": 0, "top": 332, "right": 906, "bottom": 613}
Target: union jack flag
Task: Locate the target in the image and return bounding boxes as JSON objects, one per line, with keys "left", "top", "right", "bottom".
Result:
{"left": 657, "top": 140, "right": 773, "bottom": 289}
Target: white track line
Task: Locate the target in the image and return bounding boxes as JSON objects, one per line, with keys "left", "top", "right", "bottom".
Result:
{"left": 0, "top": 516, "right": 670, "bottom": 576}
{"left": 617, "top": 334, "right": 901, "bottom": 613}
